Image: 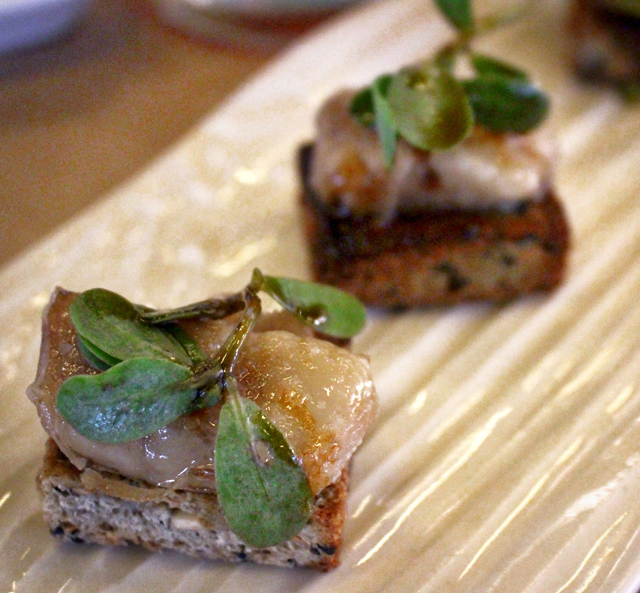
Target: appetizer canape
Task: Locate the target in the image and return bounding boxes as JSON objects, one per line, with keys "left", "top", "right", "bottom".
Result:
{"left": 27, "top": 270, "right": 377, "bottom": 570}
{"left": 300, "top": 0, "right": 570, "bottom": 307}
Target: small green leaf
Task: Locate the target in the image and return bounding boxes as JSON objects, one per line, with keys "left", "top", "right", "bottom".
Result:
{"left": 463, "top": 76, "right": 549, "bottom": 133}
{"left": 262, "top": 274, "right": 366, "bottom": 338}
{"left": 70, "top": 289, "right": 192, "bottom": 366}
{"left": 164, "top": 324, "right": 206, "bottom": 365}
{"left": 387, "top": 65, "right": 474, "bottom": 151}
{"left": 215, "top": 379, "right": 312, "bottom": 547}
{"left": 471, "top": 53, "right": 528, "bottom": 81}
{"left": 435, "top": 0, "right": 474, "bottom": 33}
{"left": 192, "top": 383, "right": 222, "bottom": 410}
{"left": 76, "top": 336, "right": 120, "bottom": 370}
{"left": 434, "top": 44, "right": 458, "bottom": 72}
{"left": 57, "top": 358, "right": 197, "bottom": 443}
{"left": 349, "top": 76, "right": 399, "bottom": 167}
{"left": 180, "top": 361, "right": 224, "bottom": 409}
{"left": 371, "top": 75, "right": 399, "bottom": 168}
{"left": 350, "top": 86, "right": 376, "bottom": 127}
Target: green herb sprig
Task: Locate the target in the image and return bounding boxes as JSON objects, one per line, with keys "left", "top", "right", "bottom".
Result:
{"left": 350, "top": 0, "right": 549, "bottom": 167}
{"left": 56, "top": 269, "right": 366, "bottom": 547}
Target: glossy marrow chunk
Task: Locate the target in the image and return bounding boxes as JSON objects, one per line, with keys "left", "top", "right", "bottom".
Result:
{"left": 309, "top": 90, "right": 555, "bottom": 222}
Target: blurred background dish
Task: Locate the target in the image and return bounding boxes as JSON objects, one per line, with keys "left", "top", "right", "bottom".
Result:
{"left": 154, "top": 0, "right": 365, "bottom": 51}
{"left": 0, "top": 0, "right": 94, "bottom": 53}
{"left": 0, "top": 0, "right": 350, "bottom": 267}
{"left": 163, "top": 0, "right": 364, "bottom": 19}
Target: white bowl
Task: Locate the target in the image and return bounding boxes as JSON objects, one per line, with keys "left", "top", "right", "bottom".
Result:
{"left": 0, "top": 0, "right": 94, "bottom": 54}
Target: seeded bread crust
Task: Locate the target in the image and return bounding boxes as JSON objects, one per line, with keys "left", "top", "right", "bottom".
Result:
{"left": 299, "top": 144, "right": 570, "bottom": 308}
{"left": 568, "top": 0, "right": 640, "bottom": 88}
{"left": 37, "top": 439, "right": 347, "bottom": 571}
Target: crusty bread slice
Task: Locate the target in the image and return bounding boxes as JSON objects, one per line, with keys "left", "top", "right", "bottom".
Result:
{"left": 299, "top": 144, "right": 570, "bottom": 308}
{"left": 37, "top": 439, "right": 347, "bottom": 571}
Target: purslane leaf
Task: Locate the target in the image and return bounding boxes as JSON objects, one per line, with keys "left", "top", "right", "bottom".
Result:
{"left": 463, "top": 76, "right": 549, "bottom": 133}
{"left": 76, "top": 335, "right": 119, "bottom": 370}
{"left": 262, "top": 274, "right": 366, "bottom": 338}
{"left": 349, "top": 2, "right": 549, "bottom": 162}
{"left": 435, "top": 0, "right": 473, "bottom": 32}
{"left": 371, "top": 75, "right": 399, "bottom": 168}
{"left": 164, "top": 323, "right": 206, "bottom": 365}
{"left": 387, "top": 65, "right": 474, "bottom": 151}
{"left": 350, "top": 85, "right": 377, "bottom": 127}
{"left": 56, "top": 357, "right": 197, "bottom": 443}
{"left": 470, "top": 53, "right": 528, "bottom": 81}
{"left": 215, "top": 378, "right": 312, "bottom": 548}
{"left": 349, "top": 75, "right": 398, "bottom": 166}
{"left": 70, "top": 289, "right": 192, "bottom": 366}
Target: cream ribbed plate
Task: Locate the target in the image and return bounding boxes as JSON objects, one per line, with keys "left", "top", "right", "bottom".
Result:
{"left": 3, "top": 0, "right": 640, "bottom": 591}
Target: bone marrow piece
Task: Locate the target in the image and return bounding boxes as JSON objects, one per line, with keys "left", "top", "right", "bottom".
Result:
{"left": 28, "top": 286, "right": 377, "bottom": 570}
